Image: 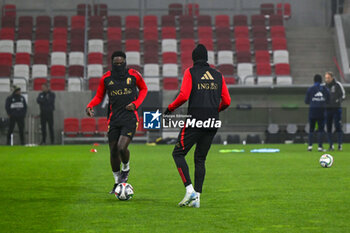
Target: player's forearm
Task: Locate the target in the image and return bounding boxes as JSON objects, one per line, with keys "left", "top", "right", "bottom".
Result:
{"left": 132, "top": 87, "right": 148, "bottom": 109}
{"left": 87, "top": 95, "right": 103, "bottom": 109}
{"left": 168, "top": 92, "right": 188, "bottom": 112}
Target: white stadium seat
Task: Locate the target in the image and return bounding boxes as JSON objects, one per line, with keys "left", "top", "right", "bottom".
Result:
{"left": 0, "top": 78, "right": 10, "bottom": 92}
{"left": 144, "top": 78, "right": 160, "bottom": 91}
{"left": 125, "top": 52, "right": 140, "bottom": 65}
{"left": 276, "top": 76, "right": 293, "bottom": 85}
{"left": 87, "top": 64, "right": 103, "bottom": 78}
{"left": 237, "top": 63, "right": 253, "bottom": 82}
{"left": 144, "top": 64, "right": 160, "bottom": 77}
{"left": 51, "top": 52, "right": 66, "bottom": 66}
{"left": 13, "top": 64, "right": 29, "bottom": 80}
{"left": 273, "top": 50, "right": 289, "bottom": 64}
{"left": 67, "top": 77, "right": 82, "bottom": 91}
{"left": 16, "top": 40, "right": 32, "bottom": 54}
{"left": 162, "top": 64, "right": 178, "bottom": 77}
{"left": 32, "top": 64, "right": 48, "bottom": 79}
{"left": 161, "top": 39, "right": 177, "bottom": 53}
{"left": 69, "top": 52, "right": 84, "bottom": 66}
{"left": 0, "top": 40, "right": 14, "bottom": 53}
{"left": 88, "top": 39, "right": 104, "bottom": 53}
{"left": 217, "top": 51, "right": 233, "bottom": 65}
{"left": 207, "top": 51, "right": 215, "bottom": 65}
{"left": 257, "top": 76, "right": 274, "bottom": 85}
{"left": 13, "top": 78, "right": 27, "bottom": 92}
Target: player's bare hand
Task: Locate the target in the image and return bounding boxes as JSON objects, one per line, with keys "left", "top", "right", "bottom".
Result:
{"left": 86, "top": 107, "right": 94, "bottom": 117}
{"left": 125, "top": 103, "right": 136, "bottom": 111}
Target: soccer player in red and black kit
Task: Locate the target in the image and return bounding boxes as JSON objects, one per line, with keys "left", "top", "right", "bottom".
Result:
{"left": 164, "top": 44, "right": 231, "bottom": 207}
{"left": 86, "top": 51, "right": 148, "bottom": 194}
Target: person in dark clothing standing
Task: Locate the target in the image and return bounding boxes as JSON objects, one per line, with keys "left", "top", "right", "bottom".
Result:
{"left": 305, "top": 74, "right": 330, "bottom": 152}
{"left": 325, "top": 71, "right": 346, "bottom": 151}
{"left": 5, "top": 86, "right": 27, "bottom": 145}
{"left": 164, "top": 44, "right": 231, "bottom": 208}
{"left": 37, "top": 83, "right": 55, "bottom": 145}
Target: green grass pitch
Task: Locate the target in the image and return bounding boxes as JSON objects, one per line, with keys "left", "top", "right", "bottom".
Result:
{"left": 0, "top": 144, "right": 349, "bottom": 233}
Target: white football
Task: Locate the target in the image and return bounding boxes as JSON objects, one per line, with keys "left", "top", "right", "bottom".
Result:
{"left": 115, "top": 183, "right": 134, "bottom": 200}
{"left": 319, "top": 154, "right": 334, "bottom": 168}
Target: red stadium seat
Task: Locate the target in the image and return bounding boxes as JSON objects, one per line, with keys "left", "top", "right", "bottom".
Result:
{"left": 53, "top": 28, "right": 68, "bottom": 40}
{"left": 34, "top": 40, "right": 50, "bottom": 53}
{"left": 0, "top": 65, "right": 11, "bottom": 77}
{"left": 269, "top": 14, "right": 284, "bottom": 26}
{"left": 143, "top": 15, "right": 158, "bottom": 28}
{"left": 68, "top": 65, "right": 84, "bottom": 77}
{"left": 197, "top": 15, "right": 211, "bottom": 27}
{"left": 125, "top": 28, "right": 140, "bottom": 39}
{"left": 199, "top": 39, "right": 214, "bottom": 51}
{"left": 18, "top": 27, "right": 32, "bottom": 40}
{"left": 15, "top": 53, "right": 30, "bottom": 65}
{"left": 277, "top": 3, "right": 291, "bottom": 19}
{"left": 35, "top": 27, "right": 50, "bottom": 40}
{"left": 33, "top": 78, "right": 47, "bottom": 90}
{"left": 236, "top": 51, "right": 251, "bottom": 63}
{"left": 272, "top": 37, "right": 287, "bottom": 50}
{"left": 2, "top": 4, "right": 16, "bottom": 16}
{"left": 218, "top": 64, "right": 234, "bottom": 76}
{"left": 51, "top": 65, "right": 66, "bottom": 77}
{"left": 89, "top": 16, "right": 103, "bottom": 28}
{"left": 50, "top": 78, "right": 66, "bottom": 90}
{"left": 198, "top": 27, "right": 213, "bottom": 40}
{"left": 234, "top": 26, "right": 249, "bottom": 38}
{"left": 0, "top": 28, "right": 14, "bottom": 40}
{"left": 161, "top": 27, "right": 176, "bottom": 39}
{"left": 70, "top": 28, "right": 84, "bottom": 40}
{"left": 1, "top": 16, "right": 15, "bottom": 28}
{"left": 257, "top": 63, "right": 272, "bottom": 76}
{"left": 71, "top": 15, "right": 85, "bottom": 29}
{"left": 36, "top": 16, "right": 51, "bottom": 29}
{"left": 144, "top": 40, "right": 159, "bottom": 56}
{"left": 88, "top": 78, "right": 100, "bottom": 90}
{"left": 77, "top": 4, "right": 91, "bottom": 16}
{"left": 19, "top": 16, "right": 33, "bottom": 29}
{"left": 235, "top": 38, "right": 250, "bottom": 52}
{"left": 107, "top": 40, "right": 122, "bottom": 53}
{"left": 97, "top": 117, "right": 108, "bottom": 134}
{"left": 163, "top": 78, "right": 179, "bottom": 90}
{"left": 0, "top": 53, "right": 12, "bottom": 66}
{"left": 255, "top": 50, "right": 270, "bottom": 63}
{"left": 254, "top": 38, "right": 269, "bottom": 51}
{"left": 125, "top": 15, "right": 140, "bottom": 29}
{"left": 64, "top": 118, "right": 79, "bottom": 137}
{"left": 180, "top": 39, "right": 195, "bottom": 52}
{"left": 169, "top": 3, "right": 183, "bottom": 16}
{"left": 143, "top": 27, "right": 158, "bottom": 41}
{"left": 127, "top": 65, "right": 141, "bottom": 72}
{"left": 225, "top": 77, "right": 236, "bottom": 85}
{"left": 215, "top": 15, "right": 230, "bottom": 28}
{"left": 251, "top": 14, "right": 266, "bottom": 26}
{"left": 107, "top": 16, "right": 121, "bottom": 27}
{"left": 125, "top": 40, "right": 140, "bottom": 51}
{"left": 162, "top": 52, "right": 177, "bottom": 64}
{"left": 233, "top": 15, "right": 248, "bottom": 26}
{"left": 216, "top": 27, "right": 231, "bottom": 40}
{"left": 89, "top": 28, "right": 104, "bottom": 39}
{"left": 54, "top": 16, "right": 68, "bottom": 28}
{"left": 70, "top": 40, "right": 85, "bottom": 52}
{"left": 217, "top": 39, "right": 232, "bottom": 50}
{"left": 88, "top": 53, "right": 103, "bottom": 64}
{"left": 275, "top": 63, "right": 290, "bottom": 75}
{"left": 179, "top": 15, "right": 194, "bottom": 28}
{"left": 107, "top": 27, "right": 122, "bottom": 40}
{"left": 186, "top": 3, "right": 199, "bottom": 16}
{"left": 33, "top": 53, "right": 49, "bottom": 65}
{"left": 94, "top": 4, "right": 108, "bottom": 17}
{"left": 260, "top": 3, "right": 275, "bottom": 15}
{"left": 252, "top": 26, "right": 267, "bottom": 39}
{"left": 52, "top": 40, "right": 67, "bottom": 52}
{"left": 180, "top": 27, "right": 194, "bottom": 39}
{"left": 161, "top": 15, "right": 176, "bottom": 27}
{"left": 270, "top": 26, "right": 286, "bottom": 38}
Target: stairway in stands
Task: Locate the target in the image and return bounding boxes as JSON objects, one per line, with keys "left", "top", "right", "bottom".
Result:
{"left": 287, "top": 27, "right": 338, "bottom": 84}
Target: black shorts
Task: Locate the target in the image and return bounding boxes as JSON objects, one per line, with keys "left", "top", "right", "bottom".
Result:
{"left": 108, "top": 121, "right": 138, "bottom": 141}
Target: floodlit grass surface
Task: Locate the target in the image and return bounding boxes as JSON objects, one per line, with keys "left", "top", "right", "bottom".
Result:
{"left": 0, "top": 144, "right": 349, "bottom": 233}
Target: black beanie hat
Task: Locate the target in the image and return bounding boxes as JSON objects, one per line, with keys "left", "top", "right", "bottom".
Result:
{"left": 111, "top": 51, "right": 126, "bottom": 61}
{"left": 314, "top": 74, "right": 322, "bottom": 83}
{"left": 192, "top": 44, "right": 208, "bottom": 62}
